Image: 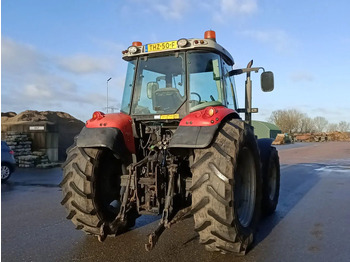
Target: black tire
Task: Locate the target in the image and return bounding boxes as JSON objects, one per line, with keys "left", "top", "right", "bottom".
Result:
{"left": 191, "top": 119, "right": 262, "bottom": 255}
{"left": 1, "top": 163, "right": 12, "bottom": 182}
{"left": 60, "top": 145, "right": 136, "bottom": 236}
{"left": 261, "top": 147, "right": 280, "bottom": 216}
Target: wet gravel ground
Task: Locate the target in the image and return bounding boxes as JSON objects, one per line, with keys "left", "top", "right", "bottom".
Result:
{"left": 2, "top": 142, "right": 350, "bottom": 262}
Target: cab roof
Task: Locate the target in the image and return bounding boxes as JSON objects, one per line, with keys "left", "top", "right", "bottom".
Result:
{"left": 122, "top": 31, "right": 234, "bottom": 66}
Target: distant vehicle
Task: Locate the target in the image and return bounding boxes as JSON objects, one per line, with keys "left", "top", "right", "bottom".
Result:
{"left": 1, "top": 141, "right": 16, "bottom": 182}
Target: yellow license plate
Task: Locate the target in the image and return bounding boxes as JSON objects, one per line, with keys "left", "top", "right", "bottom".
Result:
{"left": 154, "top": 114, "right": 180, "bottom": 120}
{"left": 146, "top": 41, "right": 178, "bottom": 52}
{"left": 160, "top": 114, "right": 180, "bottom": 120}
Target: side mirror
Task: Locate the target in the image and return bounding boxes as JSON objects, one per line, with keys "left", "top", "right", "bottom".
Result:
{"left": 147, "top": 82, "right": 159, "bottom": 99}
{"left": 261, "top": 71, "right": 274, "bottom": 92}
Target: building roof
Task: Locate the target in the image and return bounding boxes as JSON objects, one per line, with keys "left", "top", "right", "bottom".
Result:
{"left": 252, "top": 120, "right": 281, "bottom": 131}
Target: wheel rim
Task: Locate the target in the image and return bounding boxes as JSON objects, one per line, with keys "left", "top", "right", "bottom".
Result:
{"left": 1, "top": 166, "right": 11, "bottom": 179}
{"left": 268, "top": 163, "right": 277, "bottom": 200}
{"left": 236, "top": 148, "right": 256, "bottom": 227}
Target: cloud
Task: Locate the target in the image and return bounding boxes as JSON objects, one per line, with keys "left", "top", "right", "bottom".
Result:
{"left": 220, "top": 0, "right": 257, "bottom": 15}
{"left": 127, "top": 0, "right": 257, "bottom": 23}
{"left": 130, "top": 0, "right": 190, "bottom": 20}
{"left": 213, "top": 0, "right": 258, "bottom": 22}
{"left": 240, "top": 29, "right": 296, "bottom": 53}
{"left": 24, "top": 84, "right": 53, "bottom": 99}
{"left": 1, "top": 37, "right": 47, "bottom": 74}
{"left": 153, "top": 0, "right": 190, "bottom": 20}
{"left": 290, "top": 71, "right": 314, "bottom": 82}
{"left": 1, "top": 37, "right": 121, "bottom": 120}
{"left": 309, "top": 107, "right": 350, "bottom": 123}
{"left": 58, "top": 54, "right": 113, "bottom": 74}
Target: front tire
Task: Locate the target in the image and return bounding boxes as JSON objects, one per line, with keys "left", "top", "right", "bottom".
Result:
{"left": 191, "top": 119, "right": 262, "bottom": 255}
{"left": 60, "top": 146, "right": 135, "bottom": 236}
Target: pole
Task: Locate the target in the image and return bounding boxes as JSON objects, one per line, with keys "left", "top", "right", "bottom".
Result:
{"left": 107, "top": 77, "right": 112, "bottom": 113}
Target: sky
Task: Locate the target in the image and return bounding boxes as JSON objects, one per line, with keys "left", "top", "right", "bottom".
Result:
{"left": 1, "top": 0, "right": 350, "bottom": 123}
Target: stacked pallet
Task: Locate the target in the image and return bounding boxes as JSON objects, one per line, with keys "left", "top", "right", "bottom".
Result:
{"left": 327, "top": 131, "right": 350, "bottom": 141}
{"left": 5, "top": 132, "right": 32, "bottom": 164}
{"left": 17, "top": 152, "right": 50, "bottom": 168}
{"left": 272, "top": 134, "right": 285, "bottom": 145}
{"left": 273, "top": 132, "right": 350, "bottom": 144}
{"left": 293, "top": 132, "right": 350, "bottom": 142}
{"left": 5, "top": 132, "right": 59, "bottom": 168}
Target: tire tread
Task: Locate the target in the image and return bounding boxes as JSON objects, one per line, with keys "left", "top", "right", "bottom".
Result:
{"left": 191, "top": 118, "right": 262, "bottom": 255}
{"left": 61, "top": 146, "right": 102, "bottom": 235}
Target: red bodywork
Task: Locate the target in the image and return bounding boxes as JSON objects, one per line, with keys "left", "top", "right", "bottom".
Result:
{"left": 179, "top": 106, "right": 237, "bottom": 127}
{"left": 86, "top": 112, "right": 136, "bottom": 154}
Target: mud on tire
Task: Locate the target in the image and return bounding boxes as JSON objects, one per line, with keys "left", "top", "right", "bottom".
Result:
{"left": 191, "top": 119, "right": 262, "bottom": 255}
{"left": 60, "top": 146, "right": 134, "bottom": 236}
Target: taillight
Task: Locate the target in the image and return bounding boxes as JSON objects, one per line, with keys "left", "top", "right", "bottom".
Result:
{"left": 205, "top": 107, "right": 217, "bottom": 117}
{"left": 9, "top": 150, "right": 14, "bottom": 155}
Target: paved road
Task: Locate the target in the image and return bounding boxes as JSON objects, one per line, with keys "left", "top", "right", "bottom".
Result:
{"left": 2, "top": 142, "right": 350, "bottom": 262}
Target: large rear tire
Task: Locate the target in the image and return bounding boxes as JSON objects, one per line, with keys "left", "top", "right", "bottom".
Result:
{"left": 60, "top": 145, "right": 136, "bottom": 236}
{"left": 191, "top": 119, "right": 262, "bottom": 255}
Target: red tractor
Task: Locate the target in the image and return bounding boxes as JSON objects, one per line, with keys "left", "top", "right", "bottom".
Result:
{"left": 60, "top": 30, "right": 280, "bottom": 255}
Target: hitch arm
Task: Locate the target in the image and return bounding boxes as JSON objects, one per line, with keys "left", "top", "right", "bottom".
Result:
{"left": 98, "top": 158, "right": 148, "bottom": 242}
{"left": 144, "top": 205, "right": 193, "bottom": 251}
{"left": 145, "top": 223, "right": 165, "bottom": 251}
{"left": 144, "top": 162, "right": 177, "bottom": 251}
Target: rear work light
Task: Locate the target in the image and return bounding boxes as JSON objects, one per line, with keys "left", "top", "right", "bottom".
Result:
{"left": 177, "top": 38, "right": 188, "bottom": 47}
{"left": 128, "top": 46, "right": 138, "bottom": 54}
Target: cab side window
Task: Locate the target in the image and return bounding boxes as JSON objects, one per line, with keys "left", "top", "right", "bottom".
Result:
{"left": 222, "top": 60, "right": 238, "bottom": 110}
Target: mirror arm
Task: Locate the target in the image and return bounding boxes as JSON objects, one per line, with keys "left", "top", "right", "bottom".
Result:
{"left": 228, "top": 67, "right": 265, "bottom": 77}
{"left": 242, "top": 67, "right": 265, "bottom": 73}
{"left": 228, "top": 69, "right": 243, "bottom": 76}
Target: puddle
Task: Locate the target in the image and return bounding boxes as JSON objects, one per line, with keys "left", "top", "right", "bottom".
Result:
{"left": 315, "top": 166, "right": 350, "bottom": 173}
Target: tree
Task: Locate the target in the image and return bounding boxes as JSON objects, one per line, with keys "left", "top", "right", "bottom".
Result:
{"left": 338, "top": 121, "right": 350, "bottom": 132}
{"left": 300, "top": 115, "right": 315, "bottom": 133}
{"left": 327, "top": 123, "right": 338, "bottom": 132}
{"left": 268, "top": 109, "right": 304, "bottom": 134}
{"left": 269, "top": 109, "right": 350, "bottom": 133}
{"left": 313, "top": 116, "right": 328, "bottom": 132}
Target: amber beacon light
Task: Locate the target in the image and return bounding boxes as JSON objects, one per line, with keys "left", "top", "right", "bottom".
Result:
{"left": 204, "top": 30, "right": 216, "bottom": 41}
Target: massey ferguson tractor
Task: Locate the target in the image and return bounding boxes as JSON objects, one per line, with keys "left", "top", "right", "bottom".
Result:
{"left": 60, "top": 30, "right": 280, "bottom": 255}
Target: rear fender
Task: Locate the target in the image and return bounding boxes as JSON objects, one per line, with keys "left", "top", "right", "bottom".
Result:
{"left": 168, "top": 106, "right": 239, "bottom": 149}
{"left": 77, "top": 112, "right": 135, "bottom": 157}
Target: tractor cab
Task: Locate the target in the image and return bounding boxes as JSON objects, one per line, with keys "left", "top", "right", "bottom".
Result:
{"left": 120, "top": 31, "right": 238, "bottom": 120}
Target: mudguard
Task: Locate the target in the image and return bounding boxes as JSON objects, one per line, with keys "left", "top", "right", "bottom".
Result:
{"left": 76, "top": 112, "right": 135, "bottom": 156}
{"left": 168, "top": 106, "right": 239, "bottom": 149}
